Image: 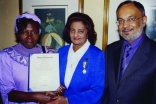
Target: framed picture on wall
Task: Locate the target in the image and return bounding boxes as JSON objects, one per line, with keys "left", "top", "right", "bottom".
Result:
{"left": 34, "top": 6, "right": 66, "bottom": 50}
{"left": 102, "top": 0, "right": 109, "bottom": 51}
{"left": 145, "top": 7, "right": 156, "bottom": 41}
{"left": 19, "top": 0, "right": 84, "bottom": 50}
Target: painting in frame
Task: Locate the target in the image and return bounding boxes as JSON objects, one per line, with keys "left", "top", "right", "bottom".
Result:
{"left": 19, "top": 0, "right": 84, "bottom": 50}
{"left": 103, "top": 0, "right": 156, "bottom": 48}
{"left": 103, "top": 0, "right": 109, "bottom": 51}
{"left": 145, "top": 7, "right": 156, "bottom": 41}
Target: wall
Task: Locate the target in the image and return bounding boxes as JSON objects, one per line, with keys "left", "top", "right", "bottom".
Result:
{"left": 84, "top": 0, "right": 104, "bottom": 49}
{"left": 0, "top": 0, "right": 19, "bottom": 49}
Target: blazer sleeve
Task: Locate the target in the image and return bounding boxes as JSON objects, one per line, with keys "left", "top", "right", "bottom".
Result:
{"left": 0, "top": 52, "right": 17, "bottom": 103}
{"left": 67, "top": 51, "right": 105, "bottom": 104}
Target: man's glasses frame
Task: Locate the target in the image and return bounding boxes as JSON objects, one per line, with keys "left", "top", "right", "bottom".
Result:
{"left": 116, "top": 16, "right": 143, "bottom": 25}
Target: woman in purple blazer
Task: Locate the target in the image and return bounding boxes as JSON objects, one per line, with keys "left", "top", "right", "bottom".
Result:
{"left": 47, "top": 12, "right": 105, "bottom": 104}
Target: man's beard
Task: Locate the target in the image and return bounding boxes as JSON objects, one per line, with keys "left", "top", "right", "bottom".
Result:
{"left": 119, "top": 25, "right": 144, "bottom": 41}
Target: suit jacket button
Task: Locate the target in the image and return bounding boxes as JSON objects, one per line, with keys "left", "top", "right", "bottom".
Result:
{"left": 117, "top": 100, "right": 119, "bottom": 103}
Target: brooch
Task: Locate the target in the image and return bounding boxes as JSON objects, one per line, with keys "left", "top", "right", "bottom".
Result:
{"left": 82, "top": 57, "right": 88, "bottom": 74}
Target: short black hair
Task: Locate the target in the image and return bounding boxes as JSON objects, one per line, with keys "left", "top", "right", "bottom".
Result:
{"left": 116, "top": 0, "right": 145, "bottom": 16}
{"left": 63, "top": 12, "right": 97, "bottom": 45}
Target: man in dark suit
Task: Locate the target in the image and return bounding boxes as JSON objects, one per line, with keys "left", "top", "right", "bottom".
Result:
{"left": 103, "top": 0, "right": 156, "bottom": 104}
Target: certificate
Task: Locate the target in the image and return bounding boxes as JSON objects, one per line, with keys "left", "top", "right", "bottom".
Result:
{"left": 29, "top": 53, "right": 60, "bottom": 92}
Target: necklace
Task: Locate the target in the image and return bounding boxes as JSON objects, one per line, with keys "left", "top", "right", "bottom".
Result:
{"left": 69, "top": 50, "right": 79, "bottom": 69}
{"left": 20, "top": 43, "right": 38, "bottom": 56}
{"left": 70, "top": 56, "right": 78, "bottom": 69}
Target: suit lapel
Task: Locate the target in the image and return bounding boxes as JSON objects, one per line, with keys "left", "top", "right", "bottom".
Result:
{"left": 113, "top": 41, "right": 123, "bottom": 84}
{"left": 120, "top": 36, "right": 149, "bottom": 83}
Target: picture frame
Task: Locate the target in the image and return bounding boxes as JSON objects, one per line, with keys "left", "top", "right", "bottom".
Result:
{"left": 145, "top": 7, "right": 156, "bottom": 41}
{"left": 102, "top": 0, "right": 109, "bottom": 51}
{"left": 103, "top": 0, "right": 156, "bottom": 47}
{"left": 19, "top": 0, "right": 84, "bottom": 50}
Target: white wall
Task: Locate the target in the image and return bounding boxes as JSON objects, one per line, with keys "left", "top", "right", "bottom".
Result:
{"left": 84, "top": 0, "right": 104, "bottom": 49}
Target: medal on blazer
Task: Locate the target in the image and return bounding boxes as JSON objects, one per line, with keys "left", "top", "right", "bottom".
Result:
{"left": 82, "top": 57, "right": 88, "bottom": 74}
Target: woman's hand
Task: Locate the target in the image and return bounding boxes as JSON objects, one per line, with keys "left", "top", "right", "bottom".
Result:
{"left": 36, "top": 92, "right": 54, "bottom": 103}
{"left": 46, "top": 96, "right": 68, "bottom": 104}
{"left": 55, "top": 84, "right": 66, "bottom": 96}
{"left": 46, "top": 84, "right": 65, "bottom": 96}
{"left": 39, "top": 84, "right": 66, "bottom": 104}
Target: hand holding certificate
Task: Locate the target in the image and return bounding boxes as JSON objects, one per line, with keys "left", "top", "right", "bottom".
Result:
{"left": 29, "top": 53, "right": 60, "bottom": 92}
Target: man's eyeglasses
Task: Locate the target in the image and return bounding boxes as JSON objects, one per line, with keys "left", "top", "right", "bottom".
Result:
{"left": 116, "top": 17, "right": 142, "bottom": 25}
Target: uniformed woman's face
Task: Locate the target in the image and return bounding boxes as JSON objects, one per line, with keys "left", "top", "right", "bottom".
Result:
{"left": 18, "top": 21, "right": 39, "bottom": 49}
{"left": 69, "top": 21, "right": 88, "bottom": 49}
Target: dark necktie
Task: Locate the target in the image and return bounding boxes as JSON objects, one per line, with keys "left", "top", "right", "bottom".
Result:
{"left": 120, "top": 44, "right": 132, "bottom": 78}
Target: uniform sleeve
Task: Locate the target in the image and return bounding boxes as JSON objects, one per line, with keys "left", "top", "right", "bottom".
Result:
{"left": 0, "top": 52, "right": 17, "bottom": 103}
